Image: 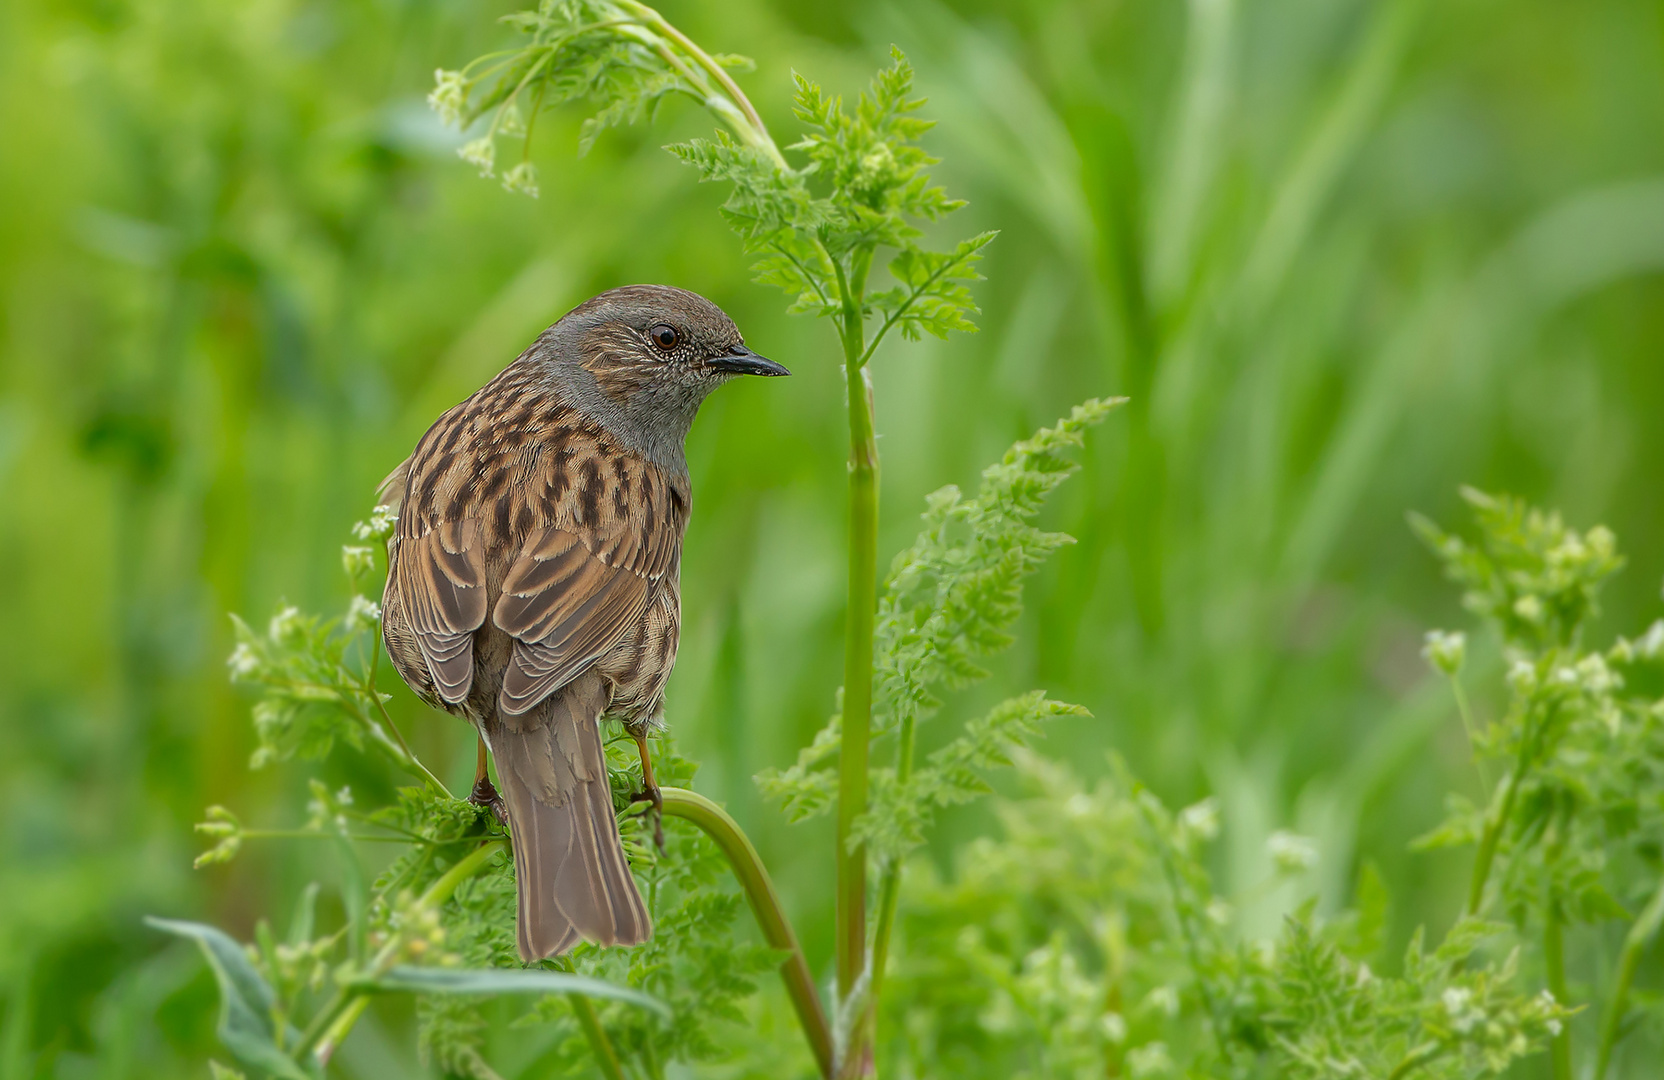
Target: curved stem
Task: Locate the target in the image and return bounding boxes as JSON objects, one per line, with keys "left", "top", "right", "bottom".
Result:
{"left": 614, "top": 0, "right": 786, "bottom": 169}
{"left": 1595, "top": 872, "right": 1664, "bottom": 1078}
{"left": 659, "top": 787, "right": 833, "bottom": 1078}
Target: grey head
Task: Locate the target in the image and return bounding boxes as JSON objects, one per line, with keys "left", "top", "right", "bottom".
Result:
{"left": 525, "top": 283, "right": 787, "bottom": 476}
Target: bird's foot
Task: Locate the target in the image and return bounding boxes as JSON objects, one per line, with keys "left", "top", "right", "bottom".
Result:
{"left": 468, "top": 775, "right": 509, "bottom": 827}
{"left": 629, "top": 785, "right": 665, "bottom": 855}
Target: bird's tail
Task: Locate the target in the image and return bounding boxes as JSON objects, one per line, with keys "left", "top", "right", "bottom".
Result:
{"left": 487, "top": 674, "right": 652, "bottom": 961}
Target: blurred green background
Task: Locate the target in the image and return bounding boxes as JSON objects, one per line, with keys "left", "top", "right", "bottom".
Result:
{"left": 3, "top": 0, "right": 1663, "bottom": 1075}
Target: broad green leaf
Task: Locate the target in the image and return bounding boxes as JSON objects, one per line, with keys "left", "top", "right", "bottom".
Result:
{"left": 367, "top": 966, "right": 671, "bottom": 1018}
{"left": 145, "top": 917, "right": 312, "bottom": 1080}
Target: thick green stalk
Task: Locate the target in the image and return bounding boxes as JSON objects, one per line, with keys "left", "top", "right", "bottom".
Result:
{"left": 659, "top": 787, "right": 832, "bottom": 1077}
{"left": 1595, "top": 873, "right": 1664, "bottom": 1078}
{"left": 834, "top": 255, "right": 878, "bottom": 1078}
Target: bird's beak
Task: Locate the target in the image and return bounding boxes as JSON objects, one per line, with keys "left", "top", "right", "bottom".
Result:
{"left": 709, "top": 343, "right": 790, "bottom": 377}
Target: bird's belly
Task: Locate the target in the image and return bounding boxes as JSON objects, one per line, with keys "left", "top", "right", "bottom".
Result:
{"left": 595, "top": 586, "right": 680, "bottom": 727}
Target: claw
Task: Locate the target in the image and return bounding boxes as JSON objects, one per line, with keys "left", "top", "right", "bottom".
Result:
{"left": 630, "top": 731, "right": 666, "bottom": 854}
{"left": 469, "top": 773, "right": 509, "bottom": 826}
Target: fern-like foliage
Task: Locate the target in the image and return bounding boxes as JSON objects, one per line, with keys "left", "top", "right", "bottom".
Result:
{"left": 758, "top": 399, "right": 1120, "bottom": 861}
{"left": 880, "top": 751, "right": 1566, "bottom": 1079}
{"left": 434, "top": 11, "right": 995, "bottom": 357}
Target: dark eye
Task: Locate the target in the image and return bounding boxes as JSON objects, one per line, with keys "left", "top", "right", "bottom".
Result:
{"left": 649, "top": 324, "right": 679, "bottom": 351}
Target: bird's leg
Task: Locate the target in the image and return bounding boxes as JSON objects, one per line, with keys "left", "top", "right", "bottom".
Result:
{"left": 628, "top": 731, "right": 665, "bottom": 854}
{"left": 467, "top": 737, "right": 508, "bottom": 826}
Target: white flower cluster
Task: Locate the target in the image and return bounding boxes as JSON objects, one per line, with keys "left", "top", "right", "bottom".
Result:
{"left": 502, "top": 161, "right": 540, "bottom": 198}
{"left": 1422, "top": 629, "right": 1467, "bottom": 677}
{"left": 268, "top": 604, "right": 305, "bottom": 643}
{"left": 1267, "top": 830, "right": 1318, "bottom": 874}
{"left": 458, "top": 136, "right": 495, "bottom": 178}
{"left": 346, "top": 594, "right": 382, "bottom": 632}
{"left": 227, "top": 642, "right": 262, "bottom": 680}
{"left": 428, "top": 68, "right": 466, "bottom": 127}
{"left": 1176, "top": 798, "right": 1219, "bottom": 845}
{"left": 342, "top": 545, "right": 375, "bottom": 578}
{"left": 351, "top": 505, "right": 395, "bottom": 542}
{"left": 1442, "top": 986, "right": 1485, "bottom": 1034}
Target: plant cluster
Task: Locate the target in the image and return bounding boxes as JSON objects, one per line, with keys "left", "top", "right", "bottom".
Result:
{"left": 161, "top": 3, "right": 1664, "bottom": 1079}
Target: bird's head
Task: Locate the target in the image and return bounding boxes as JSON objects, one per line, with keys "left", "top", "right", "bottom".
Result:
{"left": 535, "top": 283, "right": 788, "bottom": 472}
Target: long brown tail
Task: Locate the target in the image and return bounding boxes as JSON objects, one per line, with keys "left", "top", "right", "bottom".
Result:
{"left": 486, "top": 673, "right": 651, "bottom": 961}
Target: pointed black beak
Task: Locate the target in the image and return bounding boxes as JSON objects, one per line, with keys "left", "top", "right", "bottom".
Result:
{"left": 709, "top": 343, "right": 790, "bottom": 377}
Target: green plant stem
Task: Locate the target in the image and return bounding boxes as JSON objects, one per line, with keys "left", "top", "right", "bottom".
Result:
{"left": 298, "top": 839, "right": 507, "bottom": 1063}
{"left": 1594, "top": 872, "right": 1664, "bottom": 1078}
{"left": 833, "top": 253, "right": 879, "bottom": 1078}
{"left": 1544, "top": 900, "right": 1571, "bottom": 1080}
{"left": 1448, "top": 675, "right": 1490, "bottom": 796}
{"left": 565, "top": 973, "right": 628, "bottom": 1080}
{"left": 1465, "top": 701, "right": 1550, "bottom": 916}
{"left": 1386, "top": 1042, "right": 1445, "bottom": 1080}
{"left": 868, "top": 712, "right": 917, "bottom": 1002}
{"left": 659, "top": 787, "right": 833, "bottom": 1078}
{"left": 367, "top": 681, "right": 452, "bottom": 798}
{"left": 614, "top": 0, "right": 788, "bottom": 169}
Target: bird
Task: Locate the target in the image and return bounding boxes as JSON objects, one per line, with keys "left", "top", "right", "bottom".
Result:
{"left": 375, "top": 284, "right": 787, "bottom": 961}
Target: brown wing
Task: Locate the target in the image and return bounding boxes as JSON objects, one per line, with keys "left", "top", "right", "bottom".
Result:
{"left": 494, "top": 457, "right": 683, "bottom": 717}
{"left": 397, "top": 518, "right": 487, "bottom": 704}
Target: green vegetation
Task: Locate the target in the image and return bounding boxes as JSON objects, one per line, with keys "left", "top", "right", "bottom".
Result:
{"left": 3, "top": 0, "right": 1663, "bottom": 1077}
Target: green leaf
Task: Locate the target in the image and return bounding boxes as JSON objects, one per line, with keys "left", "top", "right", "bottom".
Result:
{"left": 144, "top": 917, "right": 312, "bottom": 1080}
{"left": 369, "top": 966, "right": 671, "bottom": 1019}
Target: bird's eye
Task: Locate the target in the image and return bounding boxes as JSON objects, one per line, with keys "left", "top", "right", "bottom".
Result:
{"left": 649, "top": 324, "right": 680, "bottom": 351}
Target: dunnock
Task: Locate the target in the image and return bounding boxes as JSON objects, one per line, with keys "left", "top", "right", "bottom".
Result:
{"left": 377, "top": 285, "right": 787, "bottom": 960}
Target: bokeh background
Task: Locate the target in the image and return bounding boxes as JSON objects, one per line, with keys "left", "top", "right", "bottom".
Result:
{"left": 3, "top": 0, "right": 1663, "bottom": 1075}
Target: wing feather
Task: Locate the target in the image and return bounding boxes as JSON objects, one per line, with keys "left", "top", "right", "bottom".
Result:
{"left": 396, "top": 518, "right": 487, "bottom": 704}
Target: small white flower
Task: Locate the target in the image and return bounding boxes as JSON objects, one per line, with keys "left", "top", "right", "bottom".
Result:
{"left": 351, "top": 506, "right": 396, "bottom": 542}
{"left": 1575, "top": 653, "right": 1619, "bottom": 695}
{"left": 1422, "top": 629, "right": 1467, "bottom": 677}
{"left": 1507, "top": 659, "right": 1538, "bottom": 694}
{"left": 1267, "top": 830, "right": 1318, "bottom": 874}
{"left": 227, "top": 643, "right": 261, "bottom": 679}
{"left": 427, "top": 68, "right": 466, "bottom": 127}
{"left": 1355, "top": 962, "right": 1374, "bottom": 987}
{"left": 1177, "top": 798, "right": 1220, "bottom": 843}
{"left": 1442, "top": 986, "right": 1482, "bottom": 1034}
{"left": 341, "top": 545, "right": 375, "bottom": 578}
{"left": 501, "top": 161, "right": 539, "bottom": 198}
{"left": 1513, "top": 594, "right": 1544, "bottom": 623}
{"left": 1100, "top": 1011, "right": 1127, "bottom": 1044}
{"left": 458, "top": 136, "right": 495, "bottom": 177}
{"left": 268, "top": 605, "right": 304, "bottom": 642}
{"left": 345, "top": 594, "right": 381, "bottom": 631}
